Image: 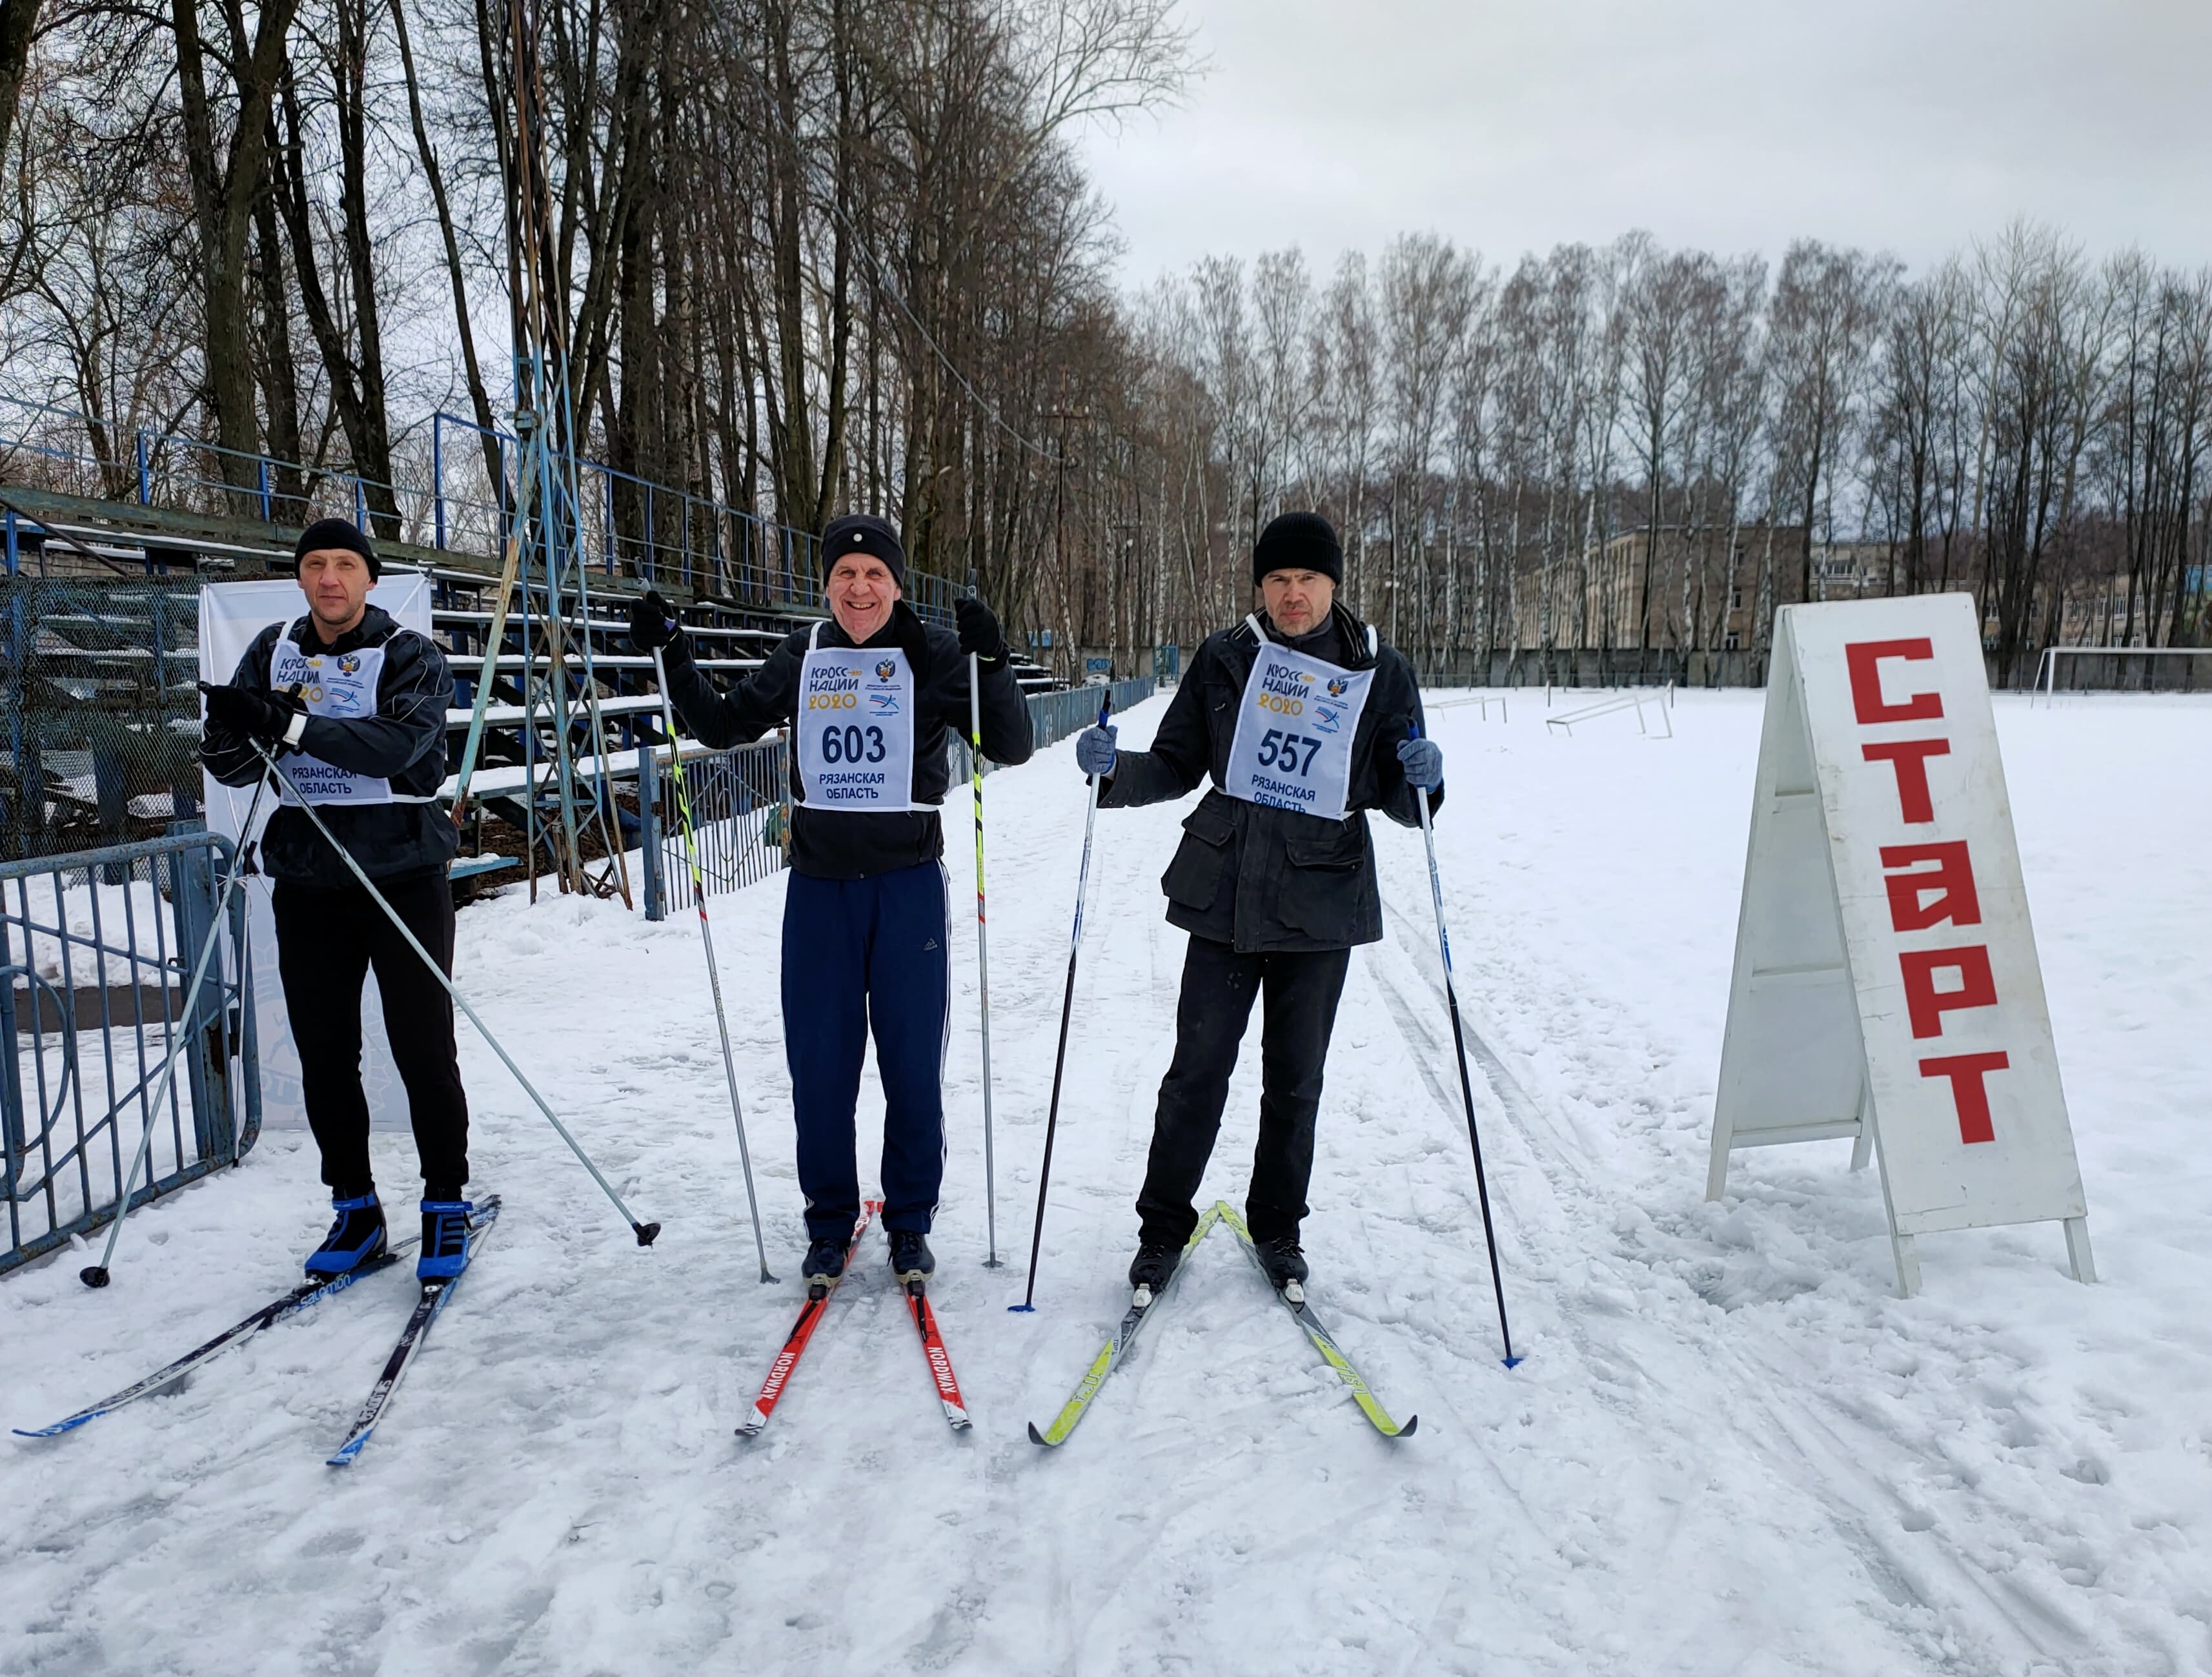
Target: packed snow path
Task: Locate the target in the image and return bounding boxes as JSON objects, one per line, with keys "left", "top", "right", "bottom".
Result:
{"left": 5, "top": 693, "right": 2207, "bottom": 1676}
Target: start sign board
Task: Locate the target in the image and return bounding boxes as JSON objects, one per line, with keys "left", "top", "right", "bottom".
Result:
{"left": 1707, "top": 594, "right": 2093, "bottom": 1295}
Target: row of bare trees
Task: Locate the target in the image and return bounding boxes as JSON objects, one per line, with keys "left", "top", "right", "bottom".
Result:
{"left": 0, "top": 0, "right": 1188, "bottom": 648}
{"left": 1, "top": 0, "right": 2206, "bottom": 678}
{"left": 1082, "top": 225, "right": 2210, "bottom": 678}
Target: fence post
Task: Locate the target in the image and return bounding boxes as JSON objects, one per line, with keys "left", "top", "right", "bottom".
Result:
{"left": 136, "top": 432, "right": 150, "bottom": 505}
{"left": 433, "top": 414, "right": 447, "bottom": 550}
{"left": 167, "top": 840, "right": 232, "bottom": 1163}
{"left": 354, "top": 477, "right": 366, "bottom": 530}
{"left": 257, "top": 457, "right": 271, "bottom": 522}
{"left": 638, "top": 736, "right": 664, "bottom": 922}
{"left": 3, "top": 509, "right": 14, "bottom": 575}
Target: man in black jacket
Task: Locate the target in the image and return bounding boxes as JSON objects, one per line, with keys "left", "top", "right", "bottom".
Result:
{"left": 201, "top": 518, "right": 474, "bottom": 1281}
{"left": 629, "top": 513, "right": 1033, "bottom": 1285}
{"left": 1074, "top": 511, "right": 1445, "bottom": 1299}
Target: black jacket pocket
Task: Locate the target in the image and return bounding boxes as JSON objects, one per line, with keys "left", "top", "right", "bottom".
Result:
{"left": 1161, "top": 798, "right": 1237, "bottom": 912}
{"left": 1277, "top": 820, "right": 1373, "bottom": 944}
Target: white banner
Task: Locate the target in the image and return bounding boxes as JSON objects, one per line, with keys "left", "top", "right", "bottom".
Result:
{"left": 1707, "top": 594, "right": 2093, "bottom": 1295}
{"left": 198, "top": 572, "right": 433, "bottom": 1132}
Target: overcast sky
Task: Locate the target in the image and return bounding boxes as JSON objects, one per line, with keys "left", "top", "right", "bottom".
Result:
{"left": 1076, "top": 0, "right": 2212, "bottom": 288}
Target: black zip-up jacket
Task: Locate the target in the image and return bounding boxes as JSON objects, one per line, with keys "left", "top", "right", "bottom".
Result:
{"left": 201, "top": 605, "right": 459, "bottom": 888}
{"left": 1098, "top": 602, "right": 1439, "bottom": 953}
{"left": 662, "top": 600, "right": 1034, "bottom": 880}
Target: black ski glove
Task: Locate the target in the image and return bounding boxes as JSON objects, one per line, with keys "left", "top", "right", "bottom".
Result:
{"left": 199, "top": 680, "right": 301, "bottom": 747}
{"left": 628, "top": 589, "right": 682, "bottom": 654}
{"left": 956, "top": 596, "right": 1008, "bottom": 666}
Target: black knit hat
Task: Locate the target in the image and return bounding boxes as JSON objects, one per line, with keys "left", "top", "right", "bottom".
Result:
{"left": 1252, "top": 511, "right": 1341, "bottom": 587}
{"left": 294, "top": 516, "right": 380, "bottom": 580}
{"left": 821, "top": 513, "right": 907, "bottom": 588}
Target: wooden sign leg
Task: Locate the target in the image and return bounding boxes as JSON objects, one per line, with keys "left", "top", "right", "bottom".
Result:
{"left": 1889, "top": 1229, "right": 1922, "bottom": 1298}
{"left": 1704, "top": 1113, "right": 1735, "bottom": 1203}
{"left": 2063, "top": 1217, "right": 2097, "bottom": 1285}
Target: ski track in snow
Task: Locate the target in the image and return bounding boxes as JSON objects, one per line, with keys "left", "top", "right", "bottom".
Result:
{"left": 3, "top": 691, "right": 2207, "bottom": 1676}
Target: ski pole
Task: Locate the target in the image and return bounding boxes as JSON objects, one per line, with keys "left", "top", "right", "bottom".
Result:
{"left": 81, "top": 769, "right": 270, "bottom": 1288}
{"left": 1409, "top": 721, "right": 1519, "bottom": 1367}
{"left": 1011, "top": 693, "right": 1113, "bottom": 1312}
{"left": 651, "top": 644, "right": 776, "bottom": 1282}
{"left": 966, "top": 569, "right": 1002, "bottom": 1268}
{"left": 250, "top": 741, "right": 662, "bottom": 1246}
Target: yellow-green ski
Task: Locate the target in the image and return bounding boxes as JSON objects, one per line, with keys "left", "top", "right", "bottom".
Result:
{"left": 1214, "top": 1203, "right": 1417, "bottom": 1439}
{"left": 1026, "top": 1206, "right": 1221, "bottom": 1447}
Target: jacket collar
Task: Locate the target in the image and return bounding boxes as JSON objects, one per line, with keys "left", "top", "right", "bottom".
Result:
{"left": 1237, "top": 600, "right": 1377, "bottom": 671}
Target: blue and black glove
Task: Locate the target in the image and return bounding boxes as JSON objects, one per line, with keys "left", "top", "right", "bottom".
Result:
{"left": 1397, "top": 735, "right": 1444, "bottom": 791}
{"left": 627, "top": 589, "right": 680, "bottom": 653}
{"left": 1075, "top": 724, "right": 1119, "bottom": 778}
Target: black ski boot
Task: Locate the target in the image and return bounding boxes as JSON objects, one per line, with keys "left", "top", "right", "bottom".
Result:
{"left": 1255, "top": 1235, "right": 1308, "bottom": 1303}
{"left": 304, "top": 1190, "right": 387, "bottom": 1277}
{"left": 802, "top": 1236, "right": 850, "bottom": 1291}
{"left": 1127, "top": 1242, "right": 1182, "bottom": 1305}
{"left": 888, "top": 1230, "right": 935, "bottom": 1285}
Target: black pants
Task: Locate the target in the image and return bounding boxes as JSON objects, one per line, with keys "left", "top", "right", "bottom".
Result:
{"left": 1137, "top": 934, "right": 1351, "bottom": 1248}
{"left": 273, "top": 873, "right": 470, "bottom": 1201}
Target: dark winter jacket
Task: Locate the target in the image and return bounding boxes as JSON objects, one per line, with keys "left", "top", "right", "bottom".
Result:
{"left": 662, "top": 600, "right": 1034, "bottom": 880}
{"left": 1098, "top": 602, "right": 1439, "bottom": 953}
{"left": 201, "top": 605, "right": 459, "bottom": 888}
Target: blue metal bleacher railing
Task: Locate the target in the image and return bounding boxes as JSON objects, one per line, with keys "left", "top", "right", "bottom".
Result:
{"left": 0, "top": 394, "right": 964, "bottom": 623}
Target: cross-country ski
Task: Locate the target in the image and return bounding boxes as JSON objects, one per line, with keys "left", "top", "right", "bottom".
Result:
{"left": 735, "top": 1201, "right": 879, "bottom": 1439}
{"left": 13, "top": 1235, "right": 422, "bottom": 1439}
{"left": 1215, "top": 1202, "right": 1415, "bottom": 1439}
{"left": 327, "top": 1195, "right": 502, "bottom": 1466}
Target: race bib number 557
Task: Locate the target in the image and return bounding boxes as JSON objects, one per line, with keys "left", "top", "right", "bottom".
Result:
{"left": 1223, "top": 636, "right": 1375, "bottom": 821}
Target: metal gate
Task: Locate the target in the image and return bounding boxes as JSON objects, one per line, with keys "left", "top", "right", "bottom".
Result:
{"left": 2, "top": 830, "right": 258, "bottom": 1276}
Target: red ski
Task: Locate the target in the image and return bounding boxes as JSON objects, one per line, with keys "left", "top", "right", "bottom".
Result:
{"left": 903, "top": 1281, "right": 971, "bottom": 1430}
{"left": 736, "top": 1200, "right": 879, "bottom": 1439}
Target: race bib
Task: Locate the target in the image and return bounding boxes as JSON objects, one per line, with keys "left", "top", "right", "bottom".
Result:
{"left": 270, "top": 636, "right": 392, "bottom": 806}
{"left": 1223, "top": 622, "right": 1375, "bottom": 822}
{"left": 795, "top": 630, "right": 917, "bottom": 812}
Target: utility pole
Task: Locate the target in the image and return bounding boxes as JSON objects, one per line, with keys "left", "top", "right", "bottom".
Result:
{"left": 1044, "top": 405, "right": 1086, "bottom": 684}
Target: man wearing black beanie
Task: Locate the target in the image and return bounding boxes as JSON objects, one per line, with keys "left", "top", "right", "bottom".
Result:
{"left": 1072, "top": 509, "right": 1445, "bottom": 1303}
{"left": 629, "top": 513, "right": 1033, "bottom": 1288}
{"left": 201, "top": 515, "right": 474, "bottom": 1281}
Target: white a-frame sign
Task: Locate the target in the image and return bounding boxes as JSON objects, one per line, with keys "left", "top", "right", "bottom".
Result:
{"left": 1707, "top": 593, "right": 2092, "bottom": 1296}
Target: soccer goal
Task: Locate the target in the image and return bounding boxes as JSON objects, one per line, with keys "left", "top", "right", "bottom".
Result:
{"left": 2034, "top": 645, "right": 2212, "bottom": 700}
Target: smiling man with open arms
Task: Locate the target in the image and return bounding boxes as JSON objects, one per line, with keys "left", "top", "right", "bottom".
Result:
{"left": 1075, "top": 511, "right": 1444, "bottom": 1303}
{"left": 629, "top": 514, "right": 1032, "bottom": 1283}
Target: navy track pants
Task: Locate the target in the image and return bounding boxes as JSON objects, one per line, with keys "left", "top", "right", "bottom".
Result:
{"left": 781, "top": 861, "right": 950, "bottom": 1241}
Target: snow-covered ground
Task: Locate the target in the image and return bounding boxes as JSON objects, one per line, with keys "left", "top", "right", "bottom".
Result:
{"left": 3, "top": 689, "right": 2207, "bottom": 1676}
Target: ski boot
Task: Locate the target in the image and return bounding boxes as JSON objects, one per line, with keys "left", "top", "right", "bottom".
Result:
{"left": 888, "top": 1230, "right": 935, "bottom": 1286}
{"left": 1127, "top": 1242, "right": 1182, "bottom": 1307}
{"left": 802, "top": 1235, "right": 850, "bottom": 1294}
{"left": 304, "top": 1191, "right": 387, "bottom": 1276}
{"left": 1255, "top": 1234, "right": 1308, "bottom": 1303}
{"left": 418, "top": 1199, "right": 476, "bottom": 1281}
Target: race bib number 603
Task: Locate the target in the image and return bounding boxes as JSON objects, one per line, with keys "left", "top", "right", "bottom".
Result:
{"left": 795, "top": 642, "right": 917, "bottom": 811}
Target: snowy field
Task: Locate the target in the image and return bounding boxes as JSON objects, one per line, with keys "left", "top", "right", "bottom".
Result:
{"left": 3, "top": 689, "right": 2208, "bottom": 1676}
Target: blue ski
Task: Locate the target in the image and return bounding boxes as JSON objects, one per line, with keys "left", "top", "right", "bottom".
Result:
{"left": 14, "top": 1237, "right": 422, "bottom": 1440}
{"left": 327, "top": 1197, "right": 502, "bottom": 1467}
